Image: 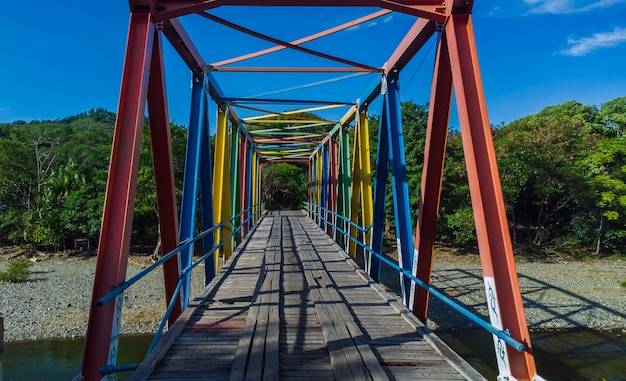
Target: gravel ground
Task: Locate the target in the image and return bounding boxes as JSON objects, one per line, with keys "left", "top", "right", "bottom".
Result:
{"left": 0, "top": 255, "right": 205, "bottom": 342}
{"left": 0, "top": 253, "right": 624, "bottom": 342}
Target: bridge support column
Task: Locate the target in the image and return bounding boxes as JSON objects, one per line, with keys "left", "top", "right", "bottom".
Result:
{"left": 81, "top": 12, "right": 154, "bottom": 381}
{"left": 385, "top": 78, "right": 417, "bottom": 307}
{"left": 348, "top": 111, "right": 373, "bottom": 261}
{"left": 199, "top": 93, "right": 216, "bottom": 284}
{"left": 179, "top": 77, "right": 204, "bottom": 308}
{"left": 446, "top": 12, "right": 536, "bottom": 380}
{"left": 147, "top": 29, "right": 184, "bottom": 324}
{"left": 370, "top": 100, "right": 390, "bottom": 283}
{"left": 412, "top": 31, "right": 452, "bottom": 324}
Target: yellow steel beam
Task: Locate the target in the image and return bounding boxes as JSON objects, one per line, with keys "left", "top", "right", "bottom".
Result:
{"left": 358, "top": 111, "right": 374, "bottom": 263}
{"left": 212, "top": 106, "right": 228, "bottom": 270}
{"left": 348, "top": 124, "right": 361, "bottom": 259}
{"left": 241, "top": 104, "right": 347, "bottom": 122}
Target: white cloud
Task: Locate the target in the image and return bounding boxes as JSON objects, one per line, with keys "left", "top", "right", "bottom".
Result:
{"left": 558, "top": 27, "right": 626, "bottom": 56}
{"left": 482, "top": 0, "right": 626, "bottom": 16}
{"left": 346, "top": 15, "right": 393, "bottom": 31}
{"left": 523, "top": 0, "right": 626, "bottom": 14}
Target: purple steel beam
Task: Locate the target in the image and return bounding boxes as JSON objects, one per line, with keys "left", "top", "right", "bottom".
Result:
{"left": 146, "top": 28, "right": 184, "bottom": 325}
{"left": 81, "top": 12, "right": 154, "bottom": 381}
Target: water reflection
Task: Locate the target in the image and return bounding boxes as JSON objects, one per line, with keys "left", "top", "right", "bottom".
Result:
{"left": 0, "top": 335, "right": 151, "bottom": 381}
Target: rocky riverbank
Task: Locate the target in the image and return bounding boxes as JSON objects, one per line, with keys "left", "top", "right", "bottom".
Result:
{"left": 0, "top": 253, "right": 624, "bottom": 342}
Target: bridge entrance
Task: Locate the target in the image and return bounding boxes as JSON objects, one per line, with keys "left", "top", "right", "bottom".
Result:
{"left": 78, "top": 2, "right": 542, "bottom": 380}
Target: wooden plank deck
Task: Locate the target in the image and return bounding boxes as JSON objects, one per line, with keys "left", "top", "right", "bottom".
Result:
{"left": 129, "top": 213, "right": 485, "bottom": 381}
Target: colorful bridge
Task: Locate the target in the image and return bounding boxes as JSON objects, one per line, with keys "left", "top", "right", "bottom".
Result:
{"left": 77, "top": 1, "right": 542, "bottom": 380}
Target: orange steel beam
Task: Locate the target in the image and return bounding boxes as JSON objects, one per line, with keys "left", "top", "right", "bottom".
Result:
{"left": 81, "top": 12, "right": 154, "bottom": 381}
{"left": 197, "top": 12, "right": 380, "bottom": 72}
{"left": 211, "top": 9, "right": 392, "bottom": 67}
{"left": 446, "top": 12, "right": 536, "bottom": 380}
{"left": 146, "top": 30, "right": 184, "bottom": 326}
{"left": 411, "top": 33, "right": 452, "bottom": 323}
{"left": 210, "top": 67, "right": 376, "bottom": 73}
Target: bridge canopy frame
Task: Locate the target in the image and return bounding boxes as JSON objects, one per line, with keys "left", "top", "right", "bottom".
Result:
{"left": 79, "top": 1, "right": 540, "bottom": 380}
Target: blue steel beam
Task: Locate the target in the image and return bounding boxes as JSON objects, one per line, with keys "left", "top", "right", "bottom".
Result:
{"left": 199, "top": 92, "right": 216, "bottom": 284}
{"left": 178, "top": 78, "right": 204, "bottom": 308}
{"left": 386, "top": 75, "right": 416, "bottom": 307}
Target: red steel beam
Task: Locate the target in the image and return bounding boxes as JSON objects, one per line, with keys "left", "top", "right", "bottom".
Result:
{"left": 411, "top": 33, "right": 452, "bottom": 323}
{"left": 162, "top": 18, "right": 205, "bottom": 79}
{"left": 197, "top": 12, "right": 381, "bottom": 72}
{"left": 81, "top": 12, "right": 154, "bottom": 381}
{"left": 211, "top": 9, "right": 392, "bottom": 67}
{"left": 379, "top": 1, "right": 445, "bottom": 22}
{"left": 446, "top": 12, "right": 536, "bottom": 380}
{"left": 385, "top": 17, "right": 436, "bottom": 75}
{"left": 151, "top": 0, "right": 445, "bottom": 21}
{"left": 340, "top": 17, "right": 436, "bottom": 126}
{"left": 146, "top": 29, "right": 184, "bottom": 326}
{"left": 210, "top": 67, "right": 376, "bottom": 73}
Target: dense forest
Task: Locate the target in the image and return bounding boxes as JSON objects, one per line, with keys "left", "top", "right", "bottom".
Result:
{"left": 0, "top": 97, "right": 624, "bottom": 257}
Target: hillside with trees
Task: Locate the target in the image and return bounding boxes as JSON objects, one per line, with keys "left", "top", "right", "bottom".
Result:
{"left": 0, "top": 97, "right": 624, "bottom": 257}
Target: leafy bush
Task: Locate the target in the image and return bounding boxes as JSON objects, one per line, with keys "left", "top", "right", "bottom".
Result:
{"left": 0, "top": 258, "right": 31, "bottom": 282}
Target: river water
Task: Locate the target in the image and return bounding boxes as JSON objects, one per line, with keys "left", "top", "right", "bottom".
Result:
{"left": 0, "top": 330, "right": 624, "bottom": 380}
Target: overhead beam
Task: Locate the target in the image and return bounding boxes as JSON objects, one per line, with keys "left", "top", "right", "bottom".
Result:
{"left": 211, "top": 9, "right": 392, "bottom": 67}
{"left": 210, "top": 67, "right": 376, "bottom": 73}
{"left": 152, "top": 0, "right": 445, "bottom": 21}
{"left": 198, "top": 12, "right": 380, "bottom": 72}
{"left": 338, "top": 17, "right": 437, "bottom": 126}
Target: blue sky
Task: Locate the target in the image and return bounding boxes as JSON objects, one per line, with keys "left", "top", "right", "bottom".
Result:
{"left": 1, "top": 0, "right": 625, "bottom": 127}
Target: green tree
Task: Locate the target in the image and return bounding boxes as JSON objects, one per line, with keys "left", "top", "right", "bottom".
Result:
{"left": 262, "top": 163, "right": 307, "bottom": 210}
{"left": 585, "top": 137, "right": 626, "bottom": 254}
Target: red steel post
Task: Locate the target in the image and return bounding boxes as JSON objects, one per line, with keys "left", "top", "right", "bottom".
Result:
{"left": 146, "top": 29, "right": 183, "bottom": 325}
{"left": 81, "top": 12, "right": 154, "bottom": 381}
{"left": 446, "top": 13, "right": 537, "bottom": 380}
{"left": 412, "top": 33, "right": 453, "bottom": 323}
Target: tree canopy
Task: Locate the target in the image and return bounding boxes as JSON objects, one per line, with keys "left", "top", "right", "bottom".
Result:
{"left": 0, "top": 97, "right": 624, "bottom": 257}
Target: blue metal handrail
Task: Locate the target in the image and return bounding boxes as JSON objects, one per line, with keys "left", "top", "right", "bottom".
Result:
{"left": 305, "top": 202, "right": 525, "bottom": 353}
{"left": 97, "top": 203, "right": 260, "bottom": 307}
{"left": 95, "top": 203, "right": 262, "bottom": 376}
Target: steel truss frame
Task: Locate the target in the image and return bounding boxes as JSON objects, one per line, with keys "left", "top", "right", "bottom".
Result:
{"left": 80, "top": 1, "right": 538, "bottom": 380}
